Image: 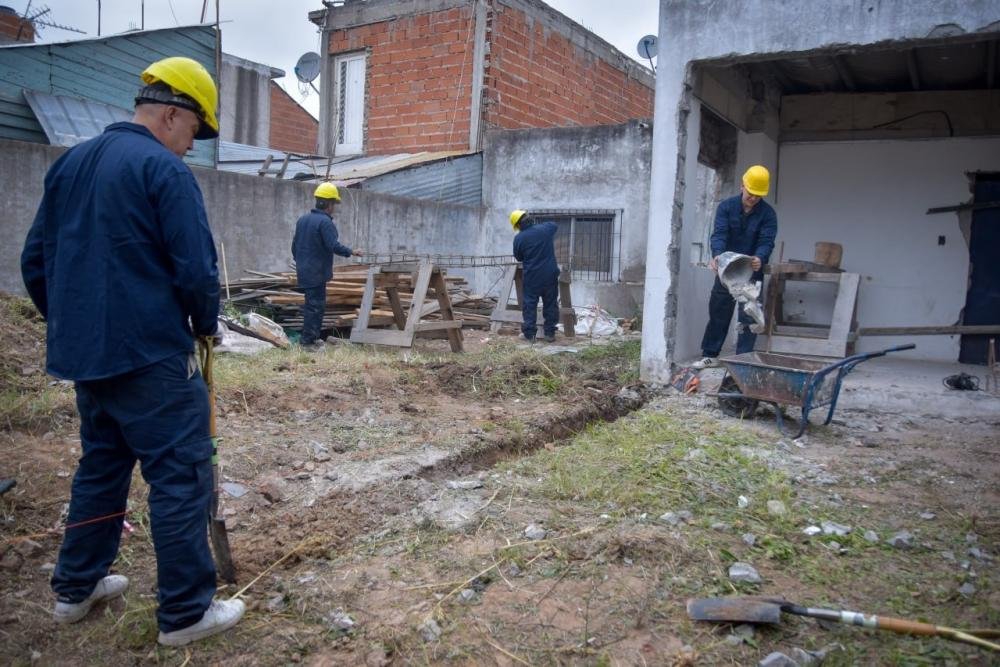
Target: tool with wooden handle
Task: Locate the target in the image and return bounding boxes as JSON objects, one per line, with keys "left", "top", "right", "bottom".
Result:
{"left": 199, "top": 338, "right": 237, "bottom": 583}
{"left": 687, "top": 597, "right": 1000, "bottom": 652}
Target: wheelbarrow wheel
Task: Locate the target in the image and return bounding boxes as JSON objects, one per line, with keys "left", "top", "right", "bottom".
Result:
{"left": 718, "top": 375, "right": 759, "bottom": 419}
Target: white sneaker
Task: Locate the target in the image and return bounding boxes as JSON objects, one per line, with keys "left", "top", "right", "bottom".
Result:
{"left": 691, "top": 357, "right": 718, "bottom": 370}
{"left": 157, "top": 598, "right": 246, "bottom": 647}
{"left": 53, "top": 574, "right": 129, "bottom": 624}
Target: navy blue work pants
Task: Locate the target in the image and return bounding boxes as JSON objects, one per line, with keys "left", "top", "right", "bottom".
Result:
{"left": 700, "top": 276, "right": 760, "bottom": 357}
{"left": 301, "top": 285, "right": 326, "bottom": 345}
{"left": 522, "top": 276, "right": 560, "bottom": 339}
{"left": 51, "top": 352, "right": 216, "bottom": 632}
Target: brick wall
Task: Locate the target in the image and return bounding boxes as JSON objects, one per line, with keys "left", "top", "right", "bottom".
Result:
{"left": 485, "top": 1, "right": 653, "bottom": 130}
{"left": 327, "top": 6, "right": 476, "bottom": 155}
{"left": 0, "top": 10, "right": 34, "bottom": 44}
{"left": 269, "top": 81, "right": 319, "bottom": 155}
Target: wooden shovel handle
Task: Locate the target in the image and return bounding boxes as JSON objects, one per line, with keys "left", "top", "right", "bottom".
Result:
{"left": 875, "top": 616, "right": 939, "bottom": 636}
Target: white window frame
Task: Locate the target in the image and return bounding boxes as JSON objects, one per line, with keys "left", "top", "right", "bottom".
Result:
{"left": 332, "top": 52, "right": 366, "bottom": 156}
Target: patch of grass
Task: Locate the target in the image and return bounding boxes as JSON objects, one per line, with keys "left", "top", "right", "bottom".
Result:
{"left": 513, "top": 408, "right": 782, "bottom": 518}
{"left": 0, "top": 384, "right": 76, "bottom": 432}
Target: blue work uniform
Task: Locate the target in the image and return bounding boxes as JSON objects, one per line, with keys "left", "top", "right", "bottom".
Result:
{"left": 513, "top": 221, "right": 560, "bottom": 339}
{"left": 291, "top": 208, "right": 353, "bottom": 344}
{"left": 21, "top": 121, "right": 219, "bottom": 633}
{"left": 701, "top": 195, "right": 778, "bottom": 357}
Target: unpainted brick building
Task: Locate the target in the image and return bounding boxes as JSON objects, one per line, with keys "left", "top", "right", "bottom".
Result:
{"left": 309, "top": 0, "right": 654, "bottom": 157}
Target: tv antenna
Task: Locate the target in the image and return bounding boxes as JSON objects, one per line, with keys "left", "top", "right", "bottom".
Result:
{"left": 636, "top": 34, "right": 657, "bottom": 73}
{"left": 17, "top": 2, "right": 85, "bottom": 40}
{"left": 294, "top": 51, "right": 321, "bottom": 95}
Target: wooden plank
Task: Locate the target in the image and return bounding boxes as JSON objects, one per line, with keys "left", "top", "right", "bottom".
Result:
{"left": 403, "top": 262, "right": 433, "bottom": 334}
{"left": 384, "top": 286, "right": 407, "bottom": 329}
{"left": 349, "top": 265, "right": 379, "bottom": 343}
{"left": 490, "top": 265, "right": 518, "bottom": 333}
{"left": 558, "top": 277, "right": 576, "bottom": 338}
{"left": 429, "top": 270, "right": 463, "bottom": 352}
{"left": 858, "top": 325, "right": 1000, "bottom": 336}
{"left": 762, "top": 335, "right": 845, "bottom": 357}
{"left": 350, "top": 329, "right": 415, "bottom": 347}
{"left": 827, "top": 272, "right": 860, "bottom": 353}
{"left": 414, "top": 320, "right": 465, "bottom": 332}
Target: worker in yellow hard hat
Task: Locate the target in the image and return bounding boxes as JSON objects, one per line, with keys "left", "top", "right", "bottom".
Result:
{"left": 22, "top": 56, "right": 245, "bottom": 646}
{"left": 692, "top": 165, "right": 778, "bottom": 369}
{"left": 291, "top": 182, "right": 365, "bottom": 348}
{"left": 510, "top": 210, "right": 561, "bottom": 343}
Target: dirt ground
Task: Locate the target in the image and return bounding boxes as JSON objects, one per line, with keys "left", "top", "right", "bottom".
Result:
{"left": 1, "top": 296, "right": 998, "bottom": 666}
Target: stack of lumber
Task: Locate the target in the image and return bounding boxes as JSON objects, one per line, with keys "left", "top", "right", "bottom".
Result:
{"left": 224, "top": 264, "right": 497, "bottom": 330}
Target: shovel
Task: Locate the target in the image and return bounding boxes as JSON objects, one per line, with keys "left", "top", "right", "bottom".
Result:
{"left": 687, "top": 597, "right": 1000, "bottom": 652}
{"left": 199, "top": 338, "right": 237, "bottom": 583}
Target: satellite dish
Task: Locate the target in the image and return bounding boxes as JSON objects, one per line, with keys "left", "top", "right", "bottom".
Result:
{"left": 294, "top": 52, "right": 321, "bottom": 83}
{"left": 636, "top": 34, "right": 658, "bottom": 60}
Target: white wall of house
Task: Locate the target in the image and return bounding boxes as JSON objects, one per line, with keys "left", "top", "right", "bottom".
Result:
{"left": 772, "top": 137, "right": 1000, "bottom": 361}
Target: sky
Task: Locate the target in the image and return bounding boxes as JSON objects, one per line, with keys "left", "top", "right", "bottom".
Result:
{"left": 25, "top": 1, "right": 659, "bottom": 119}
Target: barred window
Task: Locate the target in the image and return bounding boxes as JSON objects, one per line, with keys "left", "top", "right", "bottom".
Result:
{"left": 530, "top": 210, "right": 621, "bottom": 282}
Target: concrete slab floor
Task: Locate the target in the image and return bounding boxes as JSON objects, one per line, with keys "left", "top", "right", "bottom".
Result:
{"left": 690, "top": 356, "right": 1000, "bottom": 422}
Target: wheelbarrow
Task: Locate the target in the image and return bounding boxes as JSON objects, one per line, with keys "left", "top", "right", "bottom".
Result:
{"left": 715, "top": 344, "right": 915, "bottom": 438}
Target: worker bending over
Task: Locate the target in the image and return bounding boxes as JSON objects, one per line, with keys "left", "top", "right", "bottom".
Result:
{"left": 693, "top": 165, "right": 778, "bottom": 368}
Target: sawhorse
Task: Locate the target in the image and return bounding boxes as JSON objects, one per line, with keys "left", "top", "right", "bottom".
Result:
{"left": 350, "top": 261, "right": 464, "bottom": 352}
{"left": 489, "top": 265, "right": 576, "bottom": 337}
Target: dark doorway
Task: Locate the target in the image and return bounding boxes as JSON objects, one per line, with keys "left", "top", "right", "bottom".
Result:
{"left": 959, "top": 173, "right": 1000, "bottom": 365}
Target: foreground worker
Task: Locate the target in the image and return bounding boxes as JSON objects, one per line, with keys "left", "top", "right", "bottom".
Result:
{"left": 20, "top": 57, "right": 244, "bottom": 646}
{"left": 510, "top": 210, "right": 560, "bottom": 342}
{"left": 693, "top": 165, "right": 778, "bottom": 368}
{"left": 291, "top": 182, "right": 364, "bottom": 347}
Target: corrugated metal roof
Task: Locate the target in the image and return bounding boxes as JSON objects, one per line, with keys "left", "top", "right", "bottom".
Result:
{"left": 216, "top": 145, "right": 481, "bottom": 205}
{"left": 0, "top": 24, "right": 217, "bottom": 167}
{"left": 23, "top": 90, "right": 130, "bottom": 147}
{"left": 361, "top": 153, "right": 482, "bottom": 207}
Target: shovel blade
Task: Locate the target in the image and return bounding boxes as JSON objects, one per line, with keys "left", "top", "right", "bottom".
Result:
{"left": 210, "top": 517, "right": 237, "bottom": 583}
{"left": 687, "top": 597, "right": 784, "bottom": 624}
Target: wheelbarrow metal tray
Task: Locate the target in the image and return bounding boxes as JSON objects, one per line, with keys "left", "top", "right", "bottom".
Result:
{"left": 718, "top": 352, "right": 837, "bottom": 407}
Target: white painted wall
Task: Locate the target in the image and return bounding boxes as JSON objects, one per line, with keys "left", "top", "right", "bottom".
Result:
{"left": 775, "top": 137, "right": 1000, "bottom": 361}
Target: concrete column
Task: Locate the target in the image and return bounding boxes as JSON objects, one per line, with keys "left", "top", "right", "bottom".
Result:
{"left": 639, "top": 10, "right": 687, "bottom": 383}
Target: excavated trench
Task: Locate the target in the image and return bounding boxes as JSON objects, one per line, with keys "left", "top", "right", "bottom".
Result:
{"left": 229, "top": 382, "right": 655, "bottom": 573}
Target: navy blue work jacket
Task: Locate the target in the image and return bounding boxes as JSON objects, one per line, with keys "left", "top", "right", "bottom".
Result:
{"left": 21, "top": 122, "right": 219, "bottom": 382}
{"left": 710, "top": 195, "right": 778, "bottom": 263}
{"left": 513, "top": 221, "right": 560, "bottom": 285}
{"left": 291, "top": 209, "right": 353, "bottom": 288}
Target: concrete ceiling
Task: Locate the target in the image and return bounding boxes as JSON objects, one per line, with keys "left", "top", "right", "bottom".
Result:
{"left": 751, "top": 35, "right": 998, "bottom": 94}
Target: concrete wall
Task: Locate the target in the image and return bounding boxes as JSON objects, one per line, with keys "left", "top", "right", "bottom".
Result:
{"left": 0, "top": 137, "right": 480, "bottom": 296}
{"left": 481, "top": 121, "right": 651, "bottom": 317}
{"left": 774, "top": 137, "right": 1000, "bottom": 361}
{"left": 643, "top": 0, "right": 1000, "bottom": 381}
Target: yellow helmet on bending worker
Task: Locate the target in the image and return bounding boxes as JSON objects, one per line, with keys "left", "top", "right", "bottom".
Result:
{"left": 742, "top": 165, "right": 770, "bottom": 197}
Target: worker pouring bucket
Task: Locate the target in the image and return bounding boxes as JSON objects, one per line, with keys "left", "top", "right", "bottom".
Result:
{"left": 715, "top": 252, "right": 755, "bottom": 290}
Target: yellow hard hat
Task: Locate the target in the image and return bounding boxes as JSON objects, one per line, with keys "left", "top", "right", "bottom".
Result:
{"left": 742, "top": 165, "right": 770, "bottom": 197}
{"left": 140, "top": 57, "right": 219, "bottom": 140}
{"left": 509, "top": 210, "right": 527, "bottom": 230}
{"left": 314, "top": 182, "right": 341, "bottom": 201}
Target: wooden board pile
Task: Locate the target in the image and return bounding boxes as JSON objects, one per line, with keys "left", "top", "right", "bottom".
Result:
{"left": 224, "top": 264, "right": 497, "bottom": 331}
